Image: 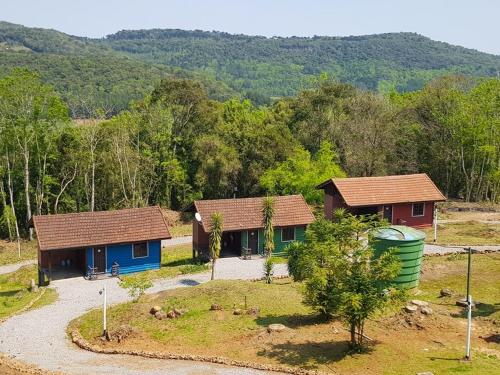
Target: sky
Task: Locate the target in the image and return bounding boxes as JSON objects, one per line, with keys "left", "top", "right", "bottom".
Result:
{"left": 2, "top": 0, "right": 499, "bottom": 55}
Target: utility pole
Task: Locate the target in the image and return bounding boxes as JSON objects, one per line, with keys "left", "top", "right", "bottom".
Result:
{"left": 465, "top": 246, "right": 472, "bottom": 360}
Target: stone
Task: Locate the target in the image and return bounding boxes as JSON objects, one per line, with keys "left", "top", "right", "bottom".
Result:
{"left": 421, "top": 307, "right": 433, "bottom": 315}
{"left": 210, "top": 303, "right": 222, "bottom": 311}
{"left": 267, "top": 323, "right": 287, "bottom": 333}
{"left": 440, "top": 288, "right": 454, "bottom": 297}
{"left": 233, "top": 309, "right": 243, "bottom": 315}
{"left": 416, "top": 372, "right": 434, "bottom": 375}
{"left": 154, "top": 311, "right": 167, "bottom": 320}
{"left": 173, "top": 308, "right": 182, "bottom": 316}
{"left": 410, "top": 299, "right": 429, "bottom": 307}
{"left": 247, "top": 307, "right": 260, "bottom": 316}
{"left": 150, "top": 306, "right": 162, "bottom": 315}
{"left": 405, "top": 305, "right": 418, "bottom": 313}
{"left": 456, "top": 298, "right": 475, "bottom": 308}
{"left": 167, "top": 310, "right": 177, "bottom": 319}
{"left": 178, "top": 308, "right": 189, "bottom": 315}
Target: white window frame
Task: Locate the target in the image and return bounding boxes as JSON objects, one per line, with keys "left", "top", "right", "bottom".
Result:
{"left": 281, "top": 227, "right": 296, "bottom": 242}
{"left": 132, "top": 241, "right": 149, "bottom": 259}
{"left": 412, "top": 202, "right": 425, "bottom": 217}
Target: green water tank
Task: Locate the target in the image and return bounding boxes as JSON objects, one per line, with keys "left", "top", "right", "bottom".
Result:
{"left": 371, "top": 225, "right": 426, "bottom": 289}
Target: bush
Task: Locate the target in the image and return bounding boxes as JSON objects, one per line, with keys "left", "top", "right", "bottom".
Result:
{"left": 263, "top": 257, "right": 275, "bottom": 284}
{"left": 119, "top": 278, "right": 153, "bottom": 302}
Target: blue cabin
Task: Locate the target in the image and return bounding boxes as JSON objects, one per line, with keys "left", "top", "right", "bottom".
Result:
{"left": 33, "top": 206, "right": 171, "bottom": 283}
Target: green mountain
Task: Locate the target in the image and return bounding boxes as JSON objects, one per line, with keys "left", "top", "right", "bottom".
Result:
{"left": 1, "top": 21, "right": 499, "bottom": 113}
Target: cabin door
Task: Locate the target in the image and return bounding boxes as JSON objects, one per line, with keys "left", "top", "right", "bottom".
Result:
{"left": 383, "top": 205, "right": 393, "bottom": 223}
{"left": 248, "top": 230, "right": 259, "bottom": 254}
{"left": 93, "top": 247, "right": 106, "bottom": 273}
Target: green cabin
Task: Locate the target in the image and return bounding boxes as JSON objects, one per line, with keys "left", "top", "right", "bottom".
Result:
{"left": 189, "top": 195, "right": 314, "bottom": 258}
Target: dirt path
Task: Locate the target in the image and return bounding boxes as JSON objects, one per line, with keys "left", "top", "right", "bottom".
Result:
{"left": 0, "top": 260, "right": 36, "bottom": 275}
{"left": 0, "top": 258, "right": 288, "bottom": 375}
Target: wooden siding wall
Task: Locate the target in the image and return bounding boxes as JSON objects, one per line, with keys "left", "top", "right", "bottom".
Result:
{"left": 85, "top": 240, "right": 161, "bottom": 274}
{"left": 390, "top": 202, "right": 435, "bottom": 228}
{"left": 323, "top": 184, "right": 347, "bottom": 219}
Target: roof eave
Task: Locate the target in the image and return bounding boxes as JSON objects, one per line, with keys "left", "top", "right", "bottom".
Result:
{"left": 38, "top": 235, "right": 172, "bottom": 252}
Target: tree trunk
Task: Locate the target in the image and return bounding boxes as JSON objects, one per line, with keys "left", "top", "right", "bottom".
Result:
{"left": 0, "top": 180, "right": 13, "bottom": 240}
{"left": 6, "top": 155, "right": 21, "bottom": 257}
{"left": 350, "top": 322, "right": 356, "bottom": 348}
{"left": 22, "top": 146, "right": 33, "bottom": 240}
{"left": 211, "top": 258, "right": 216, "bottom": 280}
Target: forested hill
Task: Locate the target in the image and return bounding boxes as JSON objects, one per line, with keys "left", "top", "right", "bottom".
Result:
{"left": 103, "top": 29, "right": 500, "bottom": 94}
{"left": 1, "top": 21, "right": 500, "bottom": 113}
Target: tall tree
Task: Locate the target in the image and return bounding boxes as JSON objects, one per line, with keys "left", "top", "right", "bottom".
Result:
{"left": 287, "top": 213, "right": 400, "bottom": 349}
{"left": 0, "top": 69, "right": 68, "bottom": 238}
{"left": 209, "top": 212, "right": 223, "bottom": 281}
{"left": 262, "top": 196, "right": 275, "bottom": 256}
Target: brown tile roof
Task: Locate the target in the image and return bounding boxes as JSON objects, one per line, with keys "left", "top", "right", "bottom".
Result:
{"left": 33, "top": 206, "right": 171, "bottom": 251}
{"left": 193, "top": 195, "right": 315, "bottom": 233}
{"left": 317, "top": 173, "right": 446, "bottom": 207}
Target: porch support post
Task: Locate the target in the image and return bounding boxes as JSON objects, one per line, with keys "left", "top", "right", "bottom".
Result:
{"left": 48, "top": 250, "right": 52, "bottom": 282}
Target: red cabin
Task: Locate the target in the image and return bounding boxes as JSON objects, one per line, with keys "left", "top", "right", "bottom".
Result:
{"left": 317, "top": 173, "right": 446, "bottom": 228}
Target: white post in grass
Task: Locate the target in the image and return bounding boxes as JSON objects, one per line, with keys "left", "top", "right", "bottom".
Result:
{"left": 433, "top": 205, "right": 438, "bottom": 243}
{"left": 99, "top": 285, "right": 107, "bottom": 337}
{"left": 465, "top": 247, "right": 472, "bottom": 360}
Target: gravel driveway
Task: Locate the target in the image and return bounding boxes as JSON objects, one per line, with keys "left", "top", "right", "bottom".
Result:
{"left": 0, "top": 257, "right": 287, "bottom": 375}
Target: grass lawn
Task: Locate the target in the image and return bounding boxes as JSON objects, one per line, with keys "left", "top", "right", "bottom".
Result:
{"left": 0, "top": 265, "right": 57, "bottom": 319}
{"left": 422, "top": 221, "right": 500, "bottom": 245}
{"left": 169, "top": 224, "right": 192, "bottom": 238}
{"left": 71, "top": 253, "right": 500, "bottom": 375}
{"left": 0, "top": 240, "right": 37, "bottom": 266}
{"left": 119, "top": 244, "right": 208, "bottom": 284}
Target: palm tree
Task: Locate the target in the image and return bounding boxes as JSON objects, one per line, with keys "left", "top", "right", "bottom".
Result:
{"left": 209, "top": 212, "right": 223, "bottom": 280}
{"left": 262, "top": 196, "right": 275, "bottom": 256}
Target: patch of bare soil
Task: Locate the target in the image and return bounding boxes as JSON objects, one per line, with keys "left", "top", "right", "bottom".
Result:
{"left": 0, "top": 355, "right": 57, "bottom": 375}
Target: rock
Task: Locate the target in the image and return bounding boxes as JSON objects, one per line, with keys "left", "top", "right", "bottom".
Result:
{"left": 267, "top": 323, "right": 287, "bottom": 333}
{"left": 29, "top": 279, "right": 38, "bottom": 293}
{"left": 416, "top": 372, "right": 434, "bottom": 375}
{"left": 410, "top": 299, "right": 429, "bottom": 307}
{"left": 440, "top": 288, "right": 454, "bottom": 297}
{"left": 154, "top": 311, "right": 167, "bottom": 320}
{"left": 167, "top": 310, "right": 177, "bottom": 319}
{"left": 421, "top": 307, "right": 433, "bottom": 315}
{"left": 210, "top": 303, "right": 222, "bottom": 311}
{"left": 173, "top": 308, "right": 182, "bottom": 316}
{"left": 178, "top": 308, "right": 189, "bottom": 315}
{"left": 456, "top": 298, "right": 475, "bottom": 308}
{"left": 405, "top": 305, "right": 418, "bottom": 313}
{"left": 150, "top": 306, "right": 162, "bottom": 315}
{"left": 247, "top": 307, "right": 260, "bottom": 316}
{"left": 233, "top": 309, "right": 243, "bottom": 315}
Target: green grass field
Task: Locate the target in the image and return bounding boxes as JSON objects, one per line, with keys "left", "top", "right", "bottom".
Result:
{"left": 0, "top": 265, "right": 57, "bottom": 319}
{"left": 72, "top": 253, "right": 500, "bottom": 374}
{"left": 0, "top": 240, "right": 37, "bottom": 266}
{"left": 423, "top": 221, "right": 500, "bottom": 245}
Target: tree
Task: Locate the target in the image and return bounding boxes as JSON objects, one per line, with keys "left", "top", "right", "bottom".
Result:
{"left": 262, "top": 196, "right": 275, "bottom": 256}
{"left": 287, "top": 212, "right": 400, "bottom": 349}
{"left": 0, "top": 69, "right": 68, "bottom": 239}
{"left": 209, "top": 212, "right": 223, "bottom": 280}
{"left": 260, "top": 141, "right": 345, "bottom": 204}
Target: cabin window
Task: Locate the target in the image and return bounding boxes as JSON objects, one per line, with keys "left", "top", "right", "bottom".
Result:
{"left": 133, "top": 242, "right": 148, "bottom": 258}
{"left": 281, "top": 227, "right": 295, "bottom": 242}
{"left": 412, "top": 203, "right": 425, "bottom": 217}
